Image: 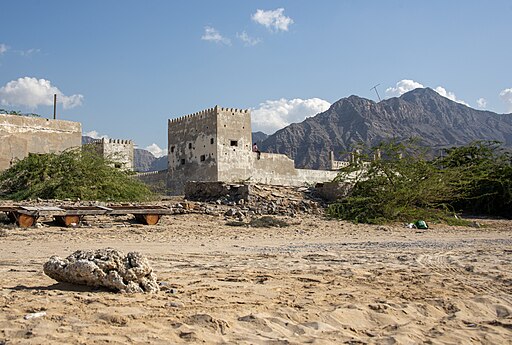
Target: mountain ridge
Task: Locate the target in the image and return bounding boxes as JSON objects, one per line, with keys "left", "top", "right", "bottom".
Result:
{"left": 259, "top": 88, "right": 512, "bottom": 169}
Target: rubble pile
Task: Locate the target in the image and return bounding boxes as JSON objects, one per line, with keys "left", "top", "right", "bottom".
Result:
{"left": 182, "top": 184, "right": 328, "bottom": 220}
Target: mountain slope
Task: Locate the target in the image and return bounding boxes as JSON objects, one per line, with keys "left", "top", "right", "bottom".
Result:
{"left": 259, "top": 88, "right": 512, "bottom": 169}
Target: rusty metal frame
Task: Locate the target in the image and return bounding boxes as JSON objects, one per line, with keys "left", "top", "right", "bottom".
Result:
{"left": 0, "top": 205, "right": 172, "bottom": 228}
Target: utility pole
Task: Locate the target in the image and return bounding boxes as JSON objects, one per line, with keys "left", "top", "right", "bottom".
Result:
{"left": 370, "top": 84, "right": 381, "bottom": 102}
{"left": 53, "top": 94, "right": 57, "bottom": 120}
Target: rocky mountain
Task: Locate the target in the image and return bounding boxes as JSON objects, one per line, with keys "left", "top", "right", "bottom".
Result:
{"left": 252, "top": 131, "right": 269, "bottom": 144}
{"left": 134, "top": 149, "right": 167, "bottom": 172}
{"left": 134, "top": 148, "right": 155, "bottom": 172}
{"left": 259, "top": 88, "right": 512, "bottom": 169}
{"left": 81, "top": 136, "right": 96, "bottom": 145}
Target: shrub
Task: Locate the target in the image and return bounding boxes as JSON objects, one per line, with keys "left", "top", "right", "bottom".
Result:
{"left": 327, "top": 140, "right": 511, "bottom": 223}
{"left": 436, "top": 141, "right": 512, "bottom": 217}
{"left": 0, "top": 146, "right": 153, "bottom": 201}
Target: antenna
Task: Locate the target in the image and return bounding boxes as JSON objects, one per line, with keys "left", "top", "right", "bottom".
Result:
{"left": 370, "top": 84, "right": 381, "bottom": 102}
{"left": 53, "top": 94, "right": 57, "bottom": 119}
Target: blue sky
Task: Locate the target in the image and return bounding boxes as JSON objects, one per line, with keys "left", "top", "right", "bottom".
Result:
{"left": 1, "top": 1, "right": 511, "bottom": 156}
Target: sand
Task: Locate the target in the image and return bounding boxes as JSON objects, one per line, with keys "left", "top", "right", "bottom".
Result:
{"left": 0, "top": 213, "right": 511, "bottom": 344}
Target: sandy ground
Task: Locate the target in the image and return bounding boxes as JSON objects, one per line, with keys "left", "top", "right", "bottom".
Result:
{"left": 0, "top": 213, "right": 511, "bottom": 344}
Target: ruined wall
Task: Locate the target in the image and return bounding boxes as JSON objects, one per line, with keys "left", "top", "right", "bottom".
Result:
{"left": 248, "top": 152, "right": 338, "bottom": 186}
{"left": 135, "top": 170, "right": 168, "bottom": 194}
{"left": 314, "top": 181, "right": 353, "bottom": 202}
{"left": 184, "top": 181, "right": 250, "bottom": 201}
{"left": 92, "top": 138, "right": 134, "bottom": 170}
{"left": 295, "top": 169, "right": 339, "bottom": 186}
{"left": 0, "top": 114, "right": 81, "bottom": 171}
{"left": 329, "top": 151, "right": 350, "bottom": 170}
{"left": 167, "top": 107, "right": 219, "bottom": 194}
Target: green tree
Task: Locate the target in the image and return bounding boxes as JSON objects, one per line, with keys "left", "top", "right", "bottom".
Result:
{"left": 436, "top": 141, "right": 512, "bottom": 217}
{"left": 0, "top": 146, "right": 153, "bottom": 201}
{"left": 327, "top": 140, "right": 512, "bottom": 223}
{"left": 328, "top": 140, "right": 459, "bottom": 224}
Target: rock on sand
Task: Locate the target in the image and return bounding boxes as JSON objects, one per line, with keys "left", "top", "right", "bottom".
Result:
{"left": 43, "top": 248, "right": 159, "bottom": 293}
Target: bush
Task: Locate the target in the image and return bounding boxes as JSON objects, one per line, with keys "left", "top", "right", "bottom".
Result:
{"left": 436, "top": 141, "right": 512, "bottom": 217}
{"left": 327, "top": 140, "right": 511, "bottom": 223}
{"left": 0, "top": 146, "right": 153, "bottom": 201}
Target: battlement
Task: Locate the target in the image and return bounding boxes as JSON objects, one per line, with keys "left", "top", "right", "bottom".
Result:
{"left": 168, "top": 107, "right": 217, "bottom": 124}
{"left": 168, "top": 106, "right": 250, "bottom": 125}
{"left": 92, "top": 138, "right": 133, "bottom": 145}
{"left": 217, "top": 106, "right": 249, "bottom": 114}
{"left": 135, "top": 169, "right": 167, "bottom": 177}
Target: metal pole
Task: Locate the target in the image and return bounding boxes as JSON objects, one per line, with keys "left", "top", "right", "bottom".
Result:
{"left": 370, "top": 84, "right": 381, "bottom": 102}
{"left": 53, "top": 94, "right": 57, "bottom": 119}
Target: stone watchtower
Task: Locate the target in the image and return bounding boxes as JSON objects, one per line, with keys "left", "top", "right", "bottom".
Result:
{"left": 168, "top": 106, "right": 252, "bottom": 194}
{"left": 92, "top": 138, "right": 134, "bottom": 170}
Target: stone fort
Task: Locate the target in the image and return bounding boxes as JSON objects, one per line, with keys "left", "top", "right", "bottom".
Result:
{"left": 167, "top": 106, "right": 345, "bottom": 195}
{"left": 91, "top": 138, "right": 134, "bottom": 170}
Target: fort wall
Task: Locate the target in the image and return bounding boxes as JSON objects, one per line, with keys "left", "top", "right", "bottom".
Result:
{"left": 248, "top": 152, "right": 338, "bottom": 186}
{"left": 0, "top": 114, "right": 81, "bottom": 171}
{"left": 167, "top": 107, "right": 219, "bottom": 194}
{"left": 216, "top": 107, "right": 253, "bottom": 182}
{"left": 135, "top": 169, "right": 167, "bottom": 194}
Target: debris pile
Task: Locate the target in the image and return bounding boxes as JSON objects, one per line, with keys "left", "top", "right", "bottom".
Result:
{"left": 182, "top": 183, "right": 327, "bottom": 220}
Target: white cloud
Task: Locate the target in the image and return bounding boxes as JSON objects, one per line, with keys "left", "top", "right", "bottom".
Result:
{"left": 236, "top": 31, "right": 261, "bottom": 46}
{"left": 84, "top": 130, "right": 109, "bottom": 140}
{"left": 500, "top": 88, "right": 512, "bottom": 112}
{"left": 251, "top": 8, "right": 294, "bottom": 32}
{"left": 433, "top": 86, "right": 469, "bottom": 106}
{"left": 19, "top": 48, "right": 41, "bottom": 56}
{"left": 201, "top": 26, "right": 231, "bottom": 45}
{"left": 145, "top": 143, "right": 167, "bottom": 158}
{"left": 0, "top": 44, "right": 41, "bottom": 57}
{"left": 476, "top": 98, "right": 487, "bottom": 109}
{"left": 252, "top": 98, "right": 331, "bottom": 134}
{"left": 0, "top": 77, "right": 83, "bottom": 110}
{"left": 385, "top": 79, "right": 424, "bottom": 97}
{"left": 386, "top": 79, "right": 468, "bottom": 106}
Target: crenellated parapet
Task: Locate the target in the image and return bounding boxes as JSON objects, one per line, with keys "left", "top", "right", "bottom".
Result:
{"left": 217, "top": 106, "right": 249, "bottom": 114}
{"left": 92, "top": 138, "right": 133, "bottom": 145}
{"left": 168, "top": 105, "right": 249, "bottom": 124}
{"left": 168, "top": 107, "right": 217, "bottom": 124}
{"left": 135, "top": 169, "right": 167, "bottom": 177}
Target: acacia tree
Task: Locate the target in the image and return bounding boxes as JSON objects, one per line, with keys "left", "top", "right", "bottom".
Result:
{"left": 436, "top": 141, "right": 512, "bottom": 217}
{"left": 327, "top": 139, "right": 458, "bottom": 223}
{"left": 327, "top": 140, "right": 511, "bottom": 224}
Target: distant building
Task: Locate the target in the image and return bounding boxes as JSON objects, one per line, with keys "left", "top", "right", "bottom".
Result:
{"left": 167, "top": 106, "right": 341, "bottom": 195}
{"left": 0, "top": 113, "right": 81, "bottom": 171}
{"left": 91, "top": 138, "right": 134, "bottom": 171}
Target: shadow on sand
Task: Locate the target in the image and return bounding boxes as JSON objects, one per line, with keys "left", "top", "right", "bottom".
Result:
{"left": 9, "top": 282, "right": 113, "bottom": 293}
